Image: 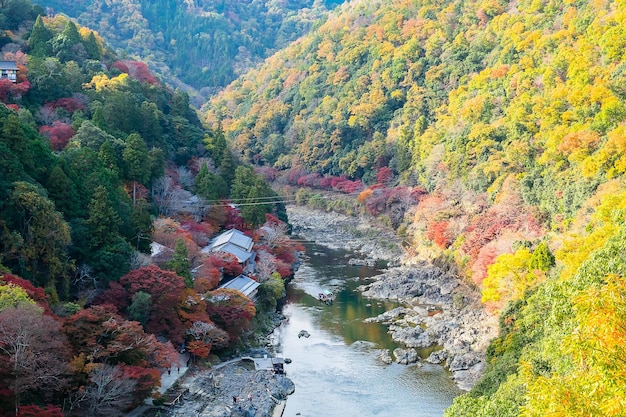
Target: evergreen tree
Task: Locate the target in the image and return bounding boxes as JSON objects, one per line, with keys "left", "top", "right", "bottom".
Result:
{"left": 123, "top": 133, "right": 150, "bottom": 183}
{"left": 219, "top": 147, "right": 236, "bottom": 188}
{"left": 204, "top": 125, "right": 227, "bottom": 166}
{"left": 7, "top": 182, "right": 72, "bottom": 287}
{"left": 87, "top": 185, "right": 121, "bottom": 249}
{"left": 46, "top": 164, "right": 80, "bottom": 219}
{"left": 194, "top": 163, "right": 226, "bottom": 201}
{"left": 167, "top": 238, "right": 193, "bottom": 288}
{"left": 131, "top": 198, "right": 153, "bottom": 252}
{"left": 84, "top": 31, "right": 101, "bottom": 60}
{"left": 529, "top": 242, "right": 556, "bottom": 272}
{"left": 51, "top": 20, "right": 84, "bottom": 62}
{"left": 129, "top": 291, "right": 152, "bottom": 325}
{"left": 28, "top": 15, "right": 52, "bottom": 57}
{"left": 123, "top": 133, "right": 150, "bottom": 205}
{"left": 241, "top": 182, "right": 271, "bottom": 228}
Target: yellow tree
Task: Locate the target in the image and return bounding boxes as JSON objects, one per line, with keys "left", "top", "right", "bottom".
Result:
{"left": 523, "top": 274, "right": 626, "bottom": 416}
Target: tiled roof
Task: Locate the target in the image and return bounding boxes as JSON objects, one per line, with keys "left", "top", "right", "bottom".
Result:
{"left": 0, "top": 61, "right": 17, "bottom": 70}
{"left": 218, "top": 275, "right": 260, "bottom": 298}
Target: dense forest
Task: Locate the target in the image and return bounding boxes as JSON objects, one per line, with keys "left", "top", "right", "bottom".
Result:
{"left": 0, "top": 1, "right": 299, "bottom": 415}
{"left": 2, "top": 0, "right": 626, "bottom": 415}
{"left": 41, "top": 0, "right": 345, "bottom": 104}
{"left": 202, "top": 0, "right": 626, "bottom": 415}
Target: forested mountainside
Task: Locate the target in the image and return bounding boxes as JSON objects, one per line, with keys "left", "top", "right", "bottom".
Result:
{"left": 41, "top": 0, "right": 345, "bottom": 103}
{"left": 204, "top": 0, "right": 626, "bottom": 414}
{"left": 0, "top": 2, "right": 298, "bottom": 415}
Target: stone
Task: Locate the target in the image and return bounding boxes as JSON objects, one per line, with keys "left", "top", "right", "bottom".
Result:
{"left": 393, "top": 348, "right": 419, "bottom": 365}
{"left": 379, "top": 349, "right": 393, "bottom": 364}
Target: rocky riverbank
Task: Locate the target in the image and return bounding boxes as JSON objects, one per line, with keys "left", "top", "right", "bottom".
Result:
{"left": 287, "top": 205, "right": 405, "bottom": 265}
{"left": 287, "top": 205, "right": 498, "bottom": 391}
{"left": 159, "top": 360, "right": 294, "bottom": 417}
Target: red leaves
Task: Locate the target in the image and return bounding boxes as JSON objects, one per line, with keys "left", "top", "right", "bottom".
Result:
{"left": 187, "top": 340, "right": 211, "bottom": 358}
{"left": 39, "top": 120, "right": 75, "bottom": 151}
{"left": 112, "top": 60, "right": 158, "bottom": 85}
{"left": 47, "top": 97, "right": 85, "bottom": 113}
{"left": 121, "top": 265, "right": 185, "bottom": 296}
{"left": 376, "top": 166, "right": 394, "bottom": 185}
{"left": 1, "top": 274, "right": 52, "bottom": 314}
{"left": 426, "top": 220, "right": 452, "bottom": 249}
{"left": 0, "top": 79, "right": 30, "bottom": 102}
{"left": 205, "top": 288, "right": 256, "bottom": 341}
{"left": 17, "top": 405, "right": 64, "bottom": 417}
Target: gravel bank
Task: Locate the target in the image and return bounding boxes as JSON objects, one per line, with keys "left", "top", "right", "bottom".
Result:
{"left": 160, "top": 360, "right": 294, "bottom": 417}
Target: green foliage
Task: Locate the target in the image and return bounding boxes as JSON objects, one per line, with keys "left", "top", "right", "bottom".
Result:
{"left": 528, "top": 242, "right": 555, "bottom": 272}
{"left": 129, "top": 291, "right": 152, "bottom": 325}
{"left": 256, "top": 272, "right": 285, "bottom": 313}
{"left": 5, "top": 182, "right": 72, "bottom": 287}
{"left": 0, "top": 283, "right": 35, "bottom": 311}
{"left": 43, "top": 0, "right": 342, "bottom": 100}
{"left": 167, "top": 238, "right": 193, "bottom": 288}
{"left": 28, "top": 15, "right": 53, "bottom": 57}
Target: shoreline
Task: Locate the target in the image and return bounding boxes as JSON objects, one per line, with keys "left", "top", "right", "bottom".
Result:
{"left": 287, "top": 205, "right": 498, "bottom": 390}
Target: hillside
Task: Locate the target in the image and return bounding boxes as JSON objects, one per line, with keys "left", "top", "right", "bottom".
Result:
{"left": 41, "top": 0, "right": 345, "bottom": 104}
{"left": 0, "top": 2, "right": 299, "bottom": 415}
{"left": 203, "top": 0, "right": 626, "bottom": 414}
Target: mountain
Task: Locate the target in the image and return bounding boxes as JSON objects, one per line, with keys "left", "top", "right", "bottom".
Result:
{"left": 202, "top": 0, "right": 626, "bottom": 414}
{"left": 41, "top": 0, "right": 345, "bottom": 104}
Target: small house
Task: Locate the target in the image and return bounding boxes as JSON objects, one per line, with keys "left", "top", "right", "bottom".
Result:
{"left": 0, "top": 61, "right": 18, "bottom": 83}
{"left": 218, "top": 274, "right": 260, "bottom": 300}
{"left": 203, "top": 229, "right": 255, "bottom": 273}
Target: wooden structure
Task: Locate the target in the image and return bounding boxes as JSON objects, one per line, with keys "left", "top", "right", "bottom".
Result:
{"left": 0, "top": 61, "right": 17, "bottom": 83}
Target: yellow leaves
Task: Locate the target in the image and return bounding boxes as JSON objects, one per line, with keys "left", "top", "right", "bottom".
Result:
{"left": 589, "top": 125, "right": 626, "bottom": 178}
{"left": 83, "top": 73, "right": 129, "bottom": 92}
{"left": 459, "top": 95, "right": 488, "bottom": 123}
{"left": 527, "top": 273, "right": 626, "bottom": 416}
{"left": 482, "top": 249, "right": 533, "bottom": 310}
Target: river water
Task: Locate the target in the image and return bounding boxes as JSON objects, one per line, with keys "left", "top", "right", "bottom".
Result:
{"left": 271, "top": 242, "right": 461, "bottom": 417}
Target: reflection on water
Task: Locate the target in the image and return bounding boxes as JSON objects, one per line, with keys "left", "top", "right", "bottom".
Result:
{"left": 273, "top": 242, "right": 461, "bottom": 417}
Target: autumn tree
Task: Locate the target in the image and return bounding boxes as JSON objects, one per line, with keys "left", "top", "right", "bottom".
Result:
{"left": 118, "top": 265, "right": 187, "bottom": 344}
{"left": 205, "top": 288, "right": 256, "bottom": 342}
{"left": 69, "top": 364, "right": 136, "bottom": 417}
{"left": 0, "top": 304, "right": 70, "bottom": 416}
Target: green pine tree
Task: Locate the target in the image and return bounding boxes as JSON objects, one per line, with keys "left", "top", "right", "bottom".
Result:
{"left": 168, "top": 238, "right": 193, "bottom": 288}
{"left": 84, "top": 31, "right": 102, "bottom": 60}
{"left": 28, "top": 15, "right": 53, "bottom": 57}
{"left": 87, "top": 185, "right": 121, "bottom": 249}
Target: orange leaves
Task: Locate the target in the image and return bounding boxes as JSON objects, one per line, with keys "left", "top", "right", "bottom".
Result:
{"left": 357, "top": 188, "right": 373, "bottom": 204}
{"left": 557, "top": 130, "right": 600, "bottom": 161}
{"left": 426, "top": 220, "right": 452, "bottom": 249}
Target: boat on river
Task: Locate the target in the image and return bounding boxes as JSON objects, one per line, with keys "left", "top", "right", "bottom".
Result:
{"left": 318, "top": 289, "right": 335, "bottom": 304}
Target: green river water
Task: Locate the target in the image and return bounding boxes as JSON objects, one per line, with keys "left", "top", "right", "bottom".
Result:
{"left": 272, "top": 241, "right": 462, "bottom": 417}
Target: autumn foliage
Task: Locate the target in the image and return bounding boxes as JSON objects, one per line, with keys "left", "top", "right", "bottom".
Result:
{"left": 39, "top": 120, "right": 75, "bottom": 151}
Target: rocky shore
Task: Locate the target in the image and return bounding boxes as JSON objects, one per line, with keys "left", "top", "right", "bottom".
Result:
{"left": 287, "top": 205, "right": 498, "bottom": 390}
{"left": 287, "top": 205, "right": 404, "bottom": 265}
{"left": 160, "top": 360, "right": 294, "bottom": 417}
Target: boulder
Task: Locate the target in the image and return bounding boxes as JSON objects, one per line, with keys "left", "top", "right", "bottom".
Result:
{"left": 393, "top": 348, "right": 419, "bottom": 365}
{"left": 379, "top": 349, "right": 393, "bottom": 364}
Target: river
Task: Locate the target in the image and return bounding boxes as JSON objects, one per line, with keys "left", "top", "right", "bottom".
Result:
{"left": 271, "top": 241, "right": 461, "bottom": 417}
